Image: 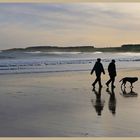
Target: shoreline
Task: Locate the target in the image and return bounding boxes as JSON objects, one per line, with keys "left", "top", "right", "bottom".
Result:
{"left": 0, "top": 66, "right": 140, "bottom": 76}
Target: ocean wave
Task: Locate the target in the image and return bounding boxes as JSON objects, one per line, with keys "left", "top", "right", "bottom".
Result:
{"left": 0, "top": 51, "right": 140, "bottom": 74}
{"left": 92, "top": 51, "right": 103, "bottom": 54}
{"left": 45, "top": 52, "right": 82, "bottom": 55}
{"left": 25, "top": 51, "right": 82, "bottom": 55}
{"left": 25, "top": 51, "right": 41, "bottom": 54}
{"left": 117, "top": 52, "right": 140, "bottom": 56}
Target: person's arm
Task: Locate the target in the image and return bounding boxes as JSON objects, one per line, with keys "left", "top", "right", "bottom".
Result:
{"left": 114, "top": 64, "right": 117, "bottom": 76}
{"left": 90, "top": 67, "right": 94, "bottom": 75}
{"left": 108, "top": 63, "right": 111, "bottom": 72}
{"left": 90, "top": 63, "right": 96, "bottom": 75}
{"left": 102, "top": 64, "right": 105, "bottom": 74}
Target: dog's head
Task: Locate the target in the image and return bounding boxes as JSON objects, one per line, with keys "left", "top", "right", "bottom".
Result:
{"left": 134, "top": 77, "right": 138, "bottom": 82}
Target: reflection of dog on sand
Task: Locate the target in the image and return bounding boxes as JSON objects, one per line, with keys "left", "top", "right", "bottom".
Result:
{"left": 119, "top": 77, "right": 138, "bottom": 88}
{"left": 120, "top": 87, "right": 138, "bottom": 97}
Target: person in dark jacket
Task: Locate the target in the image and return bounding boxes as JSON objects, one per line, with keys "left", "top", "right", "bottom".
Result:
{"left": 90, "top": 58, "right": 105, "bottom": 88}
{"left": 106, "top": 59, "right": 116, "bottom": 88}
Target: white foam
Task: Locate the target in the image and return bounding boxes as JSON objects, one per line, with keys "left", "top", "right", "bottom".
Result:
{"left": 25, "top": 51, "right": 41, "bottom": 54}
{"left": 45, "top": 52, "right": 81, "bottom": 55}
{"left": 92, "top": 51, "right": 103, "bottom": 54}
{"left": 117, "top": 52, "right": 140, "bottom": 56}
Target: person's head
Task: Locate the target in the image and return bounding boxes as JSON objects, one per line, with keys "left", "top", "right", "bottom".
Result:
{"left": 97, "top": 58, "right": 101, "bottom": 62}
{"left": 112, "top": 59, "right": 115, "bottom": 63}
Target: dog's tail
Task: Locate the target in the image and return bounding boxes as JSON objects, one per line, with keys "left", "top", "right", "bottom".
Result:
{"left": 119, "top": 78, "right": 123, "bottom": 82}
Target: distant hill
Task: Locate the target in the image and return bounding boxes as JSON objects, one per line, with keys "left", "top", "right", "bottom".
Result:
{"left": 2, "top": 44, "right": 140, "bottom": 52}
{"left": 121, "top": 44, "right": 140, "bottom": 51}
{"left": 94, "top": 44, "right": 140, "bottom": 52}
{"left": 2, "top": 46, "right": 95, "bottom": 52}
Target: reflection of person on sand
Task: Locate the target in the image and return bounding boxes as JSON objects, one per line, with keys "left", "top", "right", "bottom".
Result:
{"left": 106, "top": 87, "right": 116, "bottom": 115}
{"left": 91, "top": 87, "right": 105, "bottom": 116}
{"left": 90, "top": 58, "right": 105, "bottom": 88}
{"left": 120, "top": 87, "right": 138, "bottom": 97}
{"left": 106, "top": 59, "right": 116, "bottom": 88}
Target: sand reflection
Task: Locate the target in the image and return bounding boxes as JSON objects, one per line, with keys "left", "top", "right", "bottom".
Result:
{"left": 91, "top": 87, "right": 105, "bottom": 116}
{"left": 120, "top": 87, "right": 138, "bottom": 97}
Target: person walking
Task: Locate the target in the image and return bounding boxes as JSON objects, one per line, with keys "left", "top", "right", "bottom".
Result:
{"left": 106, "top": 59, "right": 116, "bottom": 88}
{"left": 90, "top": 58, "right": 105, "bottom": 88}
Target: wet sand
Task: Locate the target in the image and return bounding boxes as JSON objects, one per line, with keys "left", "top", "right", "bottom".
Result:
{"left": 0, "top": 69, "right": 140, "bottom": 136}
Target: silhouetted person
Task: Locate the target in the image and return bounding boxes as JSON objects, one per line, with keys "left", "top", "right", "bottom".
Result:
{"left": 106, "top": 87, "right": 116, "bottom": 115}
{"left": 91, "top": 87, "right": 105, "bottom": 116}
{"left": 90, "top": 58, "right": 105, "bottom": 88}
{"left": 106, "top": 59, "right": 116, "bottom": 88}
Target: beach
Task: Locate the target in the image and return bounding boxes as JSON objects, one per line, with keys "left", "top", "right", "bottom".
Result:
{"left": 0, "top": 69, "right": 140, "bottom": 136}
{"left": 1, "top": 2, "right": 140, "bottom": 138}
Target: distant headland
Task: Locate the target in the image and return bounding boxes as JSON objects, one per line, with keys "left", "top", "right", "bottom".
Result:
{"left": 2, "top": 44, "right": 140, "bottom": 52}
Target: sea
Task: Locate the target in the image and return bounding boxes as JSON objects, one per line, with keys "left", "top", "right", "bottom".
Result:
{"left": 0, "top": 51, "right": 140, "bottom": 74}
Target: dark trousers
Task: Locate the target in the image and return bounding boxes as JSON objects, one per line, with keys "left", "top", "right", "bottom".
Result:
{"left": 92, "top": 75, "right": 102, "bottom": 87}
{"left": 106, "top": 76, "right": 115, "bottom": 86}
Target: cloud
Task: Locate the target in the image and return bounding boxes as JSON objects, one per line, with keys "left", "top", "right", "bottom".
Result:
{"left": 1, "top": 3, "right": 140, "bottom": 30}
{"left": 0, "top": 3, "right": 140, "bottom": 49}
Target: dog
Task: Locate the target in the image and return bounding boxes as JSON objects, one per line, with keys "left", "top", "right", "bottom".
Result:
{"left": 119, "top": 77, "right": 138, "bottom": 88}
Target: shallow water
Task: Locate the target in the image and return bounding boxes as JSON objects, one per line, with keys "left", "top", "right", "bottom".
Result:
{"left": 1, "top": 51, "right": 140, "bottom": 74}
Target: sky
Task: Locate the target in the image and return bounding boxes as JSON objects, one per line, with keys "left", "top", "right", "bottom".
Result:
{"left": 0, "top": 3, "right": 140, "bottom": 50}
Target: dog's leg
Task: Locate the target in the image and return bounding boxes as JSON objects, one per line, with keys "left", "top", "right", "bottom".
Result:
{"left": 124, "top": 82, "right": 126, "bottom": 88}
{"left": 130, "top": 83, "right": 133, "bottom": 88}
{"left": 121, "top": 82, "right": 123, "bottom": 88}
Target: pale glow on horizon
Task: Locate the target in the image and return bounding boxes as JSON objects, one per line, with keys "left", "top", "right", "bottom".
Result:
{"left": 0, "top": 3, "right": 140, "bottom": 50}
